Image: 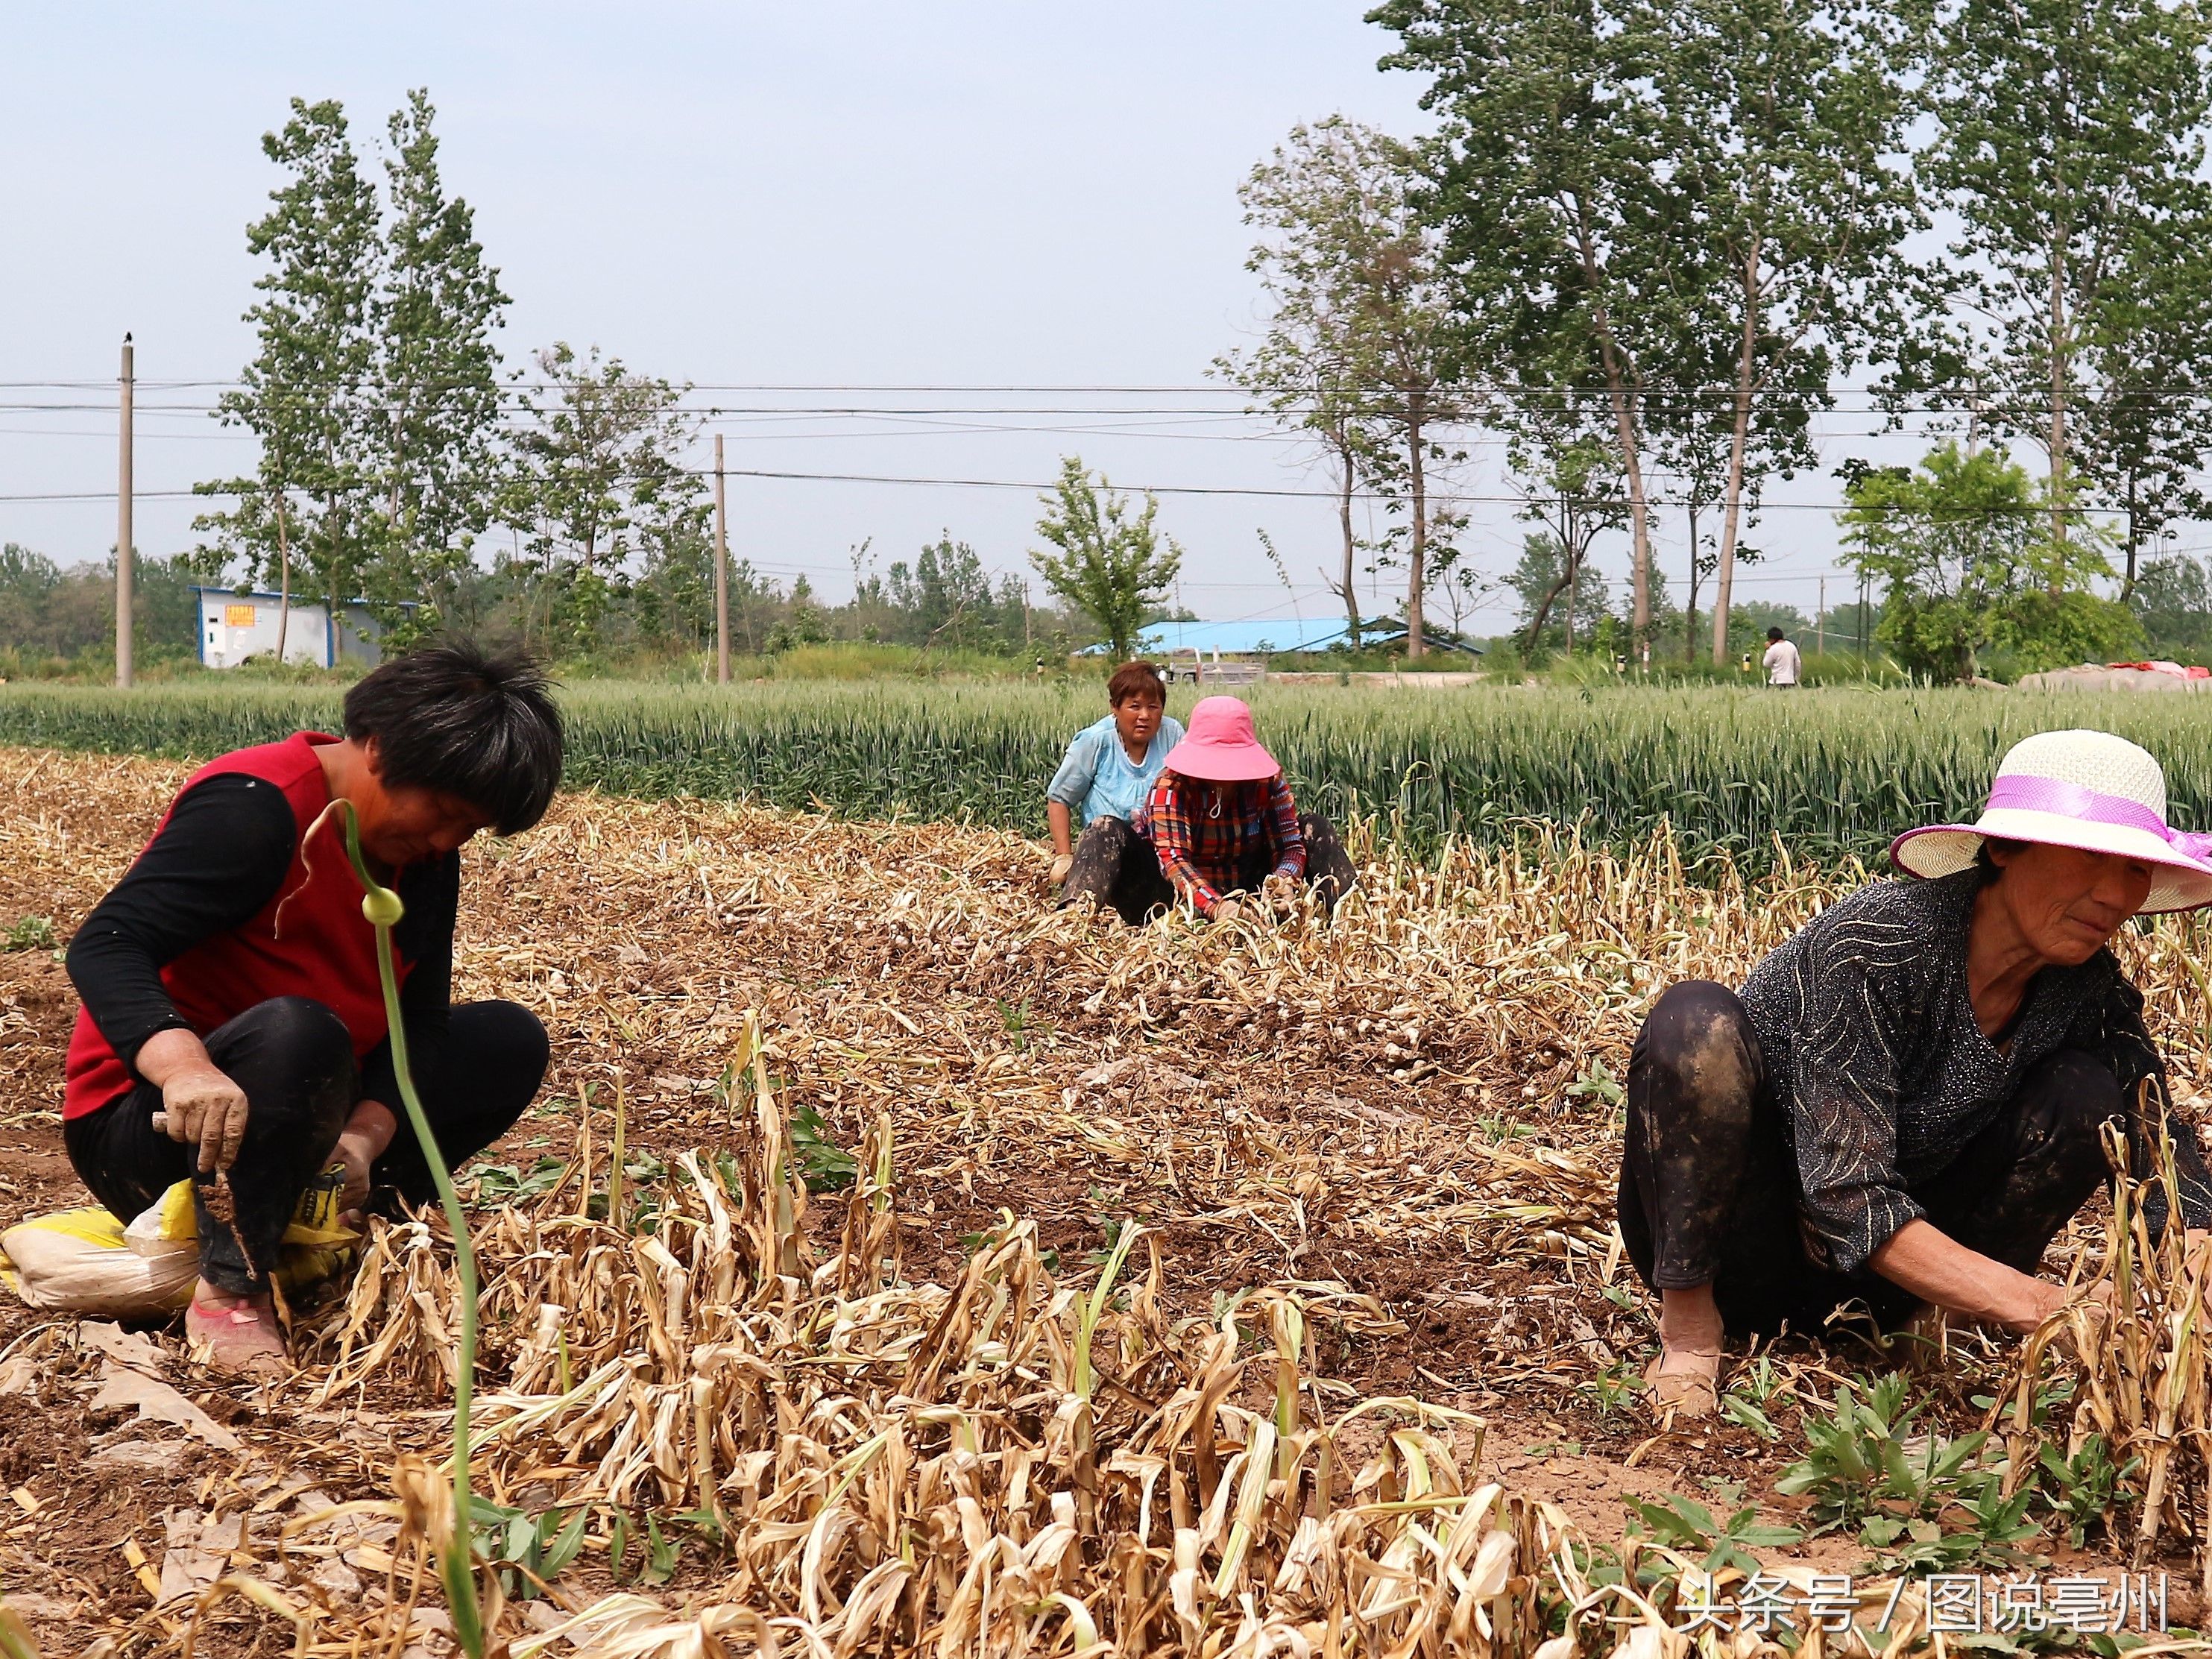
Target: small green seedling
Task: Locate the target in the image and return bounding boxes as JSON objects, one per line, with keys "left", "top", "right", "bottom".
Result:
{"left": 1625, "top": 1491, "right": 1804, "bottom": 1576}
{"left": 3, "top": 917, "right": 54, "bottom": 952}
{"left": 468, "top": 1499, "right": 588, "bottom": 1600}
{"left": 471, "top": 1156, "right": 569, "bottom": 1203}
{"left": 2034, "top": 1435, "right": 2138, "bottom": 1550}
{"left": 790, "top": 1106, "right": 859, "bottom": 1191}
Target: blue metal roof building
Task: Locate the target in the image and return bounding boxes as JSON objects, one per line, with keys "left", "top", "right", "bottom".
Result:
{"left": 1080, "top": 617, "right": 1479, "bottom": 657}
{"left": 1133, "top": 619, "right": 1363, "bottom": 655}
{"left": 1084, "top": 619, "right": 1399, "bottom": 656}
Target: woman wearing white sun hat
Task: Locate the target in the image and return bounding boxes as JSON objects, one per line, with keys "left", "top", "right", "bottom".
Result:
{"left": 1618, "top": 728, "right": 2212, "bottom": 1420}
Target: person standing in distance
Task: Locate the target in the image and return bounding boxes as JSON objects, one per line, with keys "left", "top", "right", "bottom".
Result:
{"left": 1762, "top": 626, "right": 1803, "bottom": 687}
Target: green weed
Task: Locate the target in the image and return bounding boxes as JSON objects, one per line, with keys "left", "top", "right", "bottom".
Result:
{"left": 1776, "top": 1372, "right": 2037, "bottom": 1573}
{"left": 997, "top": 997, "right": 1042, "bottom": 1051}
{"left": 1581, "top": 1359, "right": 1645, "bottom": 1417}
{"left": 467, "top": 1499, "right": 588, "bottom": 1600}
{"left": 2033, "top": 1435, "right": 2139, "bottom": 1550}
{"left": 789, "top": 1106, "right": 859, "bottom": 1192}
{"left": 1563, "top": 1059, "right": 1625, "bottom": 1109}
{"left": 2, "top": 917, "right": 53, "bottom": 952}
{"left": 1719, "top": 1353, "right": 1786, "bottom": 1441}
{"left": 469, "top": 1156, "right": 569, "bottom": 1203}
{"left": 1624, "top": 1491, "right": 1804, "bottom": 1576}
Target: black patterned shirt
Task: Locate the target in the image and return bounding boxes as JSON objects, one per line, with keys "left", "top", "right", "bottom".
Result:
{"left": 1739, "top": 869, "right": 2212, "bottom": 1273}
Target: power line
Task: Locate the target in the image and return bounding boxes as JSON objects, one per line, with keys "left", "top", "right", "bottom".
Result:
{"left": 675, "top": 465, "right": 2156, "bottom": 517}
{"left": 5, "top": 380, "right": 2209, "bottom": 414}
{"left": 0, "top": 463, "right": 2146, "bottom": 520}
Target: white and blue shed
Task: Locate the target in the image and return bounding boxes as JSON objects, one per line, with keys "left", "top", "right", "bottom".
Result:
{"left": 192, "top": 588, "right": 397, "bottom": 670}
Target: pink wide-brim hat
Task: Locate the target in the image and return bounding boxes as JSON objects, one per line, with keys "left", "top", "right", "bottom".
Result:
{"left": 1159, "top": 696, "right": 1281, "bottom": 783}
{"left": 1891, "top": 728, "right": 2212, "bottom": 913}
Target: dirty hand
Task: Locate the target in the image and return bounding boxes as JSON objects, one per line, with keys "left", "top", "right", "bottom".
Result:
{"left": 1048, "top": 852, "right": 1074, "bottom": 886}
{"left": 2070, "top": 1278, "right": 2119, "bottom": 1319}
{"left": 2018, "top": 1276, "right": 2114, "bottom": 1340}
{"left": 160, "top": 1064, "right": 250, "bottom": 1174}
{"left": 332, "top": 1130, "right": 376, "bottom": 1226}
{"left": 330, "top": 1102, "right": 399, "bottom": 1227}
{"left": 1261, "top": 872, "right": 1300, "bottom": 911}
{"left": 1211, "top": 897, "right": 1245, "bottom": 926}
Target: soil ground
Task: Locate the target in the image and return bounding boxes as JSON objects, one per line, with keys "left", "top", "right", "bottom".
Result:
{"left": 0, "top": 746, "right": 2196, "bottom": 1655}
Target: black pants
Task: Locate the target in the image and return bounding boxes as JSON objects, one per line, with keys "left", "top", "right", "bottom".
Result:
{"left": 1616, "top": 980, "right": 2120, "bottom": 1338}
{"left": 1059, "top": 813, "right": 1358, "bottom": 925}
{"left": 64, "top": 996, "right": 548, "bottom": 1296}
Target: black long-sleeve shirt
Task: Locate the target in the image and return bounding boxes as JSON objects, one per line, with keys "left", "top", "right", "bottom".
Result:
{"left": 66, "top": 772, "right": 460, "bottom": 1102}
{"left": 1740, "top": 869, "right": 2212, "bottom": 1272}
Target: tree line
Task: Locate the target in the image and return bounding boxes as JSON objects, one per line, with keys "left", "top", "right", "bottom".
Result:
{"left": 107, "top": 91, "right": 1121, "bottom": 674}
{"left": 1220, "top": 0, "right": 2212, "bottom": 678}
{"left": 27, "top": 7, "right": 2212, "bottom": 683}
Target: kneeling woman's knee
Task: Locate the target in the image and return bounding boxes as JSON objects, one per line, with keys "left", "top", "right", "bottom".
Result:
{"left": 244, "top": 995, "right": 353, "bottom": 1067}
{"left": 1636, "top": 982, "right": 1759, "bottom": 1096}
{"left": 478, "top": 1001, "right": 552, "bottom": 1089}
{"left": 230, "top": 996, "right": 355, "bottom": 1133}
{"left": 2030, "top": 1050, "right": 2128, "bottom": 1145}
{"left": 1643, "top": 981, "right": 1752, "bottom": 1048}
{"left": 1080, "top": 816, "right": 1137, "bottom": 852}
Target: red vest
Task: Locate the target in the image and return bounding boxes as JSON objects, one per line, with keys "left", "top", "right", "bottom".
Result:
{"left": 64, "top": 732, "right": 416, "bottom": 1120}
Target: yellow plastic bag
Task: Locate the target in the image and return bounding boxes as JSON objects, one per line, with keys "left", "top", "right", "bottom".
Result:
{"left": 0, "top": 1172, "right": 357, "bottom": 1318}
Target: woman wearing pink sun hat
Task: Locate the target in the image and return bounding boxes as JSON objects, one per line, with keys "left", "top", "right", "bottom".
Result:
{"left": 1059, "top": 695, "right": 1355, "bottom": 925}
{"left": 1620, "top": 728, "right": 2212, "bottom": 1423}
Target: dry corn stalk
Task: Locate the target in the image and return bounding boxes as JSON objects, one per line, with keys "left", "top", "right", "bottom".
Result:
{"left": 2004, "top": 1117, "right": 2212, "bottom": 1593}
{"left": 315, "top": 1024, "right": 1974, "bottom": 1659}
{"left": 7, "top": 752, "right": 2193, "bottom": 1659}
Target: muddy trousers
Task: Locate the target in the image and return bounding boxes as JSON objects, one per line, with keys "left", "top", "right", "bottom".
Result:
{"left": 64, "top": 995, "right": 548, "bottom": 1296}
{"left": 1616, "top": 980, "right": 2122, "bottom": 1338}
{"left": 1059, "top": 813, "right": 1358, "bottom": 925}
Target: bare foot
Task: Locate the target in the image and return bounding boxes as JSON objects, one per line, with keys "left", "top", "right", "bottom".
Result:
{"left": 186, "top": 1282, "right": 288, "bottom": 1382}
{"left": 1646, "top": 1285, "right": 1724, "bottom": 1421}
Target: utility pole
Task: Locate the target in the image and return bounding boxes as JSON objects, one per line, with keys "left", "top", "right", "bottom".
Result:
{"left": 713, "top": 432, "right": 730, "bottom": 684}
{"left": 1818, "top": 576, "right": 1826, "bottom": 658}
{"left": 116, "top": 333, "right": 135, "bottom": 688}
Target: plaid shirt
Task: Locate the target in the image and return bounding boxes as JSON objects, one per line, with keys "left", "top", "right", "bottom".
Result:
{"left": 1138, "top": 771, "right": 1305, "bottom": 916}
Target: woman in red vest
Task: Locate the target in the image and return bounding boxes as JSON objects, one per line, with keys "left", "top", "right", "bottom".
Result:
{"left": 62, "top": 641, "right": 564, "bottom": 1378}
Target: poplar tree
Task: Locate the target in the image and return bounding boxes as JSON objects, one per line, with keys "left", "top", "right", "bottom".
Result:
{"left": 195, "top": 98, "right": 382, "bottom": 645}
{"left": 1912, "top": 0, "right": 2212, "bottom": 572}
{"left": 500, "top": 344, "right": 708, "bottom": 653}
{"left": 1217, "top": 117, "right": 1458, "bottom": 656}
{"left": 371, "top": 89, "right": 511, "bottom": 635}
{"left": 1028, "top": 457, "right": 1182, "bottom": 664}
{"left": 1373, "top": 0, "right": 1707, "bottom": 657}
{"left": 197, "top": 92, "right": 510, "bottom": 649}
{"left": 1669, "top": 0, "right": 1919, "bottom": 662}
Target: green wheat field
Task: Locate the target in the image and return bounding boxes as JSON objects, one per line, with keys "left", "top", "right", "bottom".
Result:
{"left": 3, "top": 679, "right": 2205, "bottom": 872}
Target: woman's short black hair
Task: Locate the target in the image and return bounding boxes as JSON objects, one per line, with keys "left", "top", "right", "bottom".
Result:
{"left": 1107, "top": 660, "right": 1167, "bottom": 706}
{"left": 342, "top": 640, "right": 564, "bottom": 834}
{"left": 1973, "top": 835, "right": 2032, "bottom": 873}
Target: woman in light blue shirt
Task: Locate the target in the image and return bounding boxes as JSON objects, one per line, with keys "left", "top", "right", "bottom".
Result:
{"left": 1046, "top": 661, "right": 1183, "bottom": 890}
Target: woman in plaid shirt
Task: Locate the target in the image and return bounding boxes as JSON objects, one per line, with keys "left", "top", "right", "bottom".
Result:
{"left": 1061, "top": 696, "right": 1355, "bottom": 923}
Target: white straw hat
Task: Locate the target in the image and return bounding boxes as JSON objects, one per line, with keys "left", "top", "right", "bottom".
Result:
{"left": 1890, "top": 728, "right": 2212, "bottom": 913}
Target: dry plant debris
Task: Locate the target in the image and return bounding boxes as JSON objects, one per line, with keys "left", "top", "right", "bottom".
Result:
{"left": 4, "top": 746, "right": 2212, "bottom": 1656}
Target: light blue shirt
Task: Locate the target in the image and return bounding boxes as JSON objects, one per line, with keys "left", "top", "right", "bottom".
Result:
{"left": 1047, "top": 712, "right": 1185, "bottom": 826}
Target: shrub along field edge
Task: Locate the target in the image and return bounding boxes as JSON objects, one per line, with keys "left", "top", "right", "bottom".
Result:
{"left": 2, "top": 679, "right": 2205, "bottom": 875}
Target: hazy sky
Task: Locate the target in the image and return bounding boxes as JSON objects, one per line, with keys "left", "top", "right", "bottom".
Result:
{"left": 1, "top": 2, "right": 1890, "bottom": 638}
